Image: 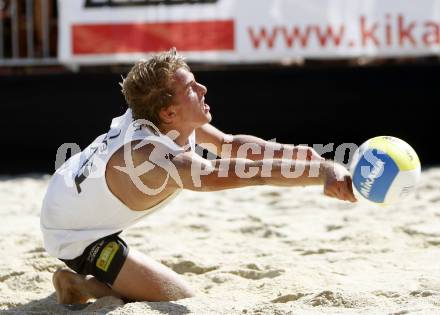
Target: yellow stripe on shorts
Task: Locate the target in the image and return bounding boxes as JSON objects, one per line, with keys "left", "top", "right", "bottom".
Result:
{"left": 96, "top": 241, "right": 120, "bottom": 272}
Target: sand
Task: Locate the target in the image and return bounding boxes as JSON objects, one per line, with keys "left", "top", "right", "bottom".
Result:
{"left": 1, "top": 168, "right": 440, "bottom": 315}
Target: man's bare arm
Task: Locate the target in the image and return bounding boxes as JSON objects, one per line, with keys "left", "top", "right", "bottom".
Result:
{"left": 131, "top": 141, "right": 355, "bottom": 202}
{"left": 171, "top": 152, "right": 355, "bottom": 202}
{"left": 196, "top": 124, "right": 322, "bottom": 161}
{"left": 168, "top": 152, "right": 323, "bottom": 191}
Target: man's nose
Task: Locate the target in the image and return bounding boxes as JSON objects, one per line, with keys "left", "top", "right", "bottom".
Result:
{"left": 198, "top": 83, "right": 207, "bottom": 95}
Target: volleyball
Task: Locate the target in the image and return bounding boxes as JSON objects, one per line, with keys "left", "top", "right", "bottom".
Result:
{"left": 349, "top": 136, "right": 421, "bottom": 204}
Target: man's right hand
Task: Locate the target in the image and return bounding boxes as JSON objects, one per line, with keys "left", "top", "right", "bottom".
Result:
{"left": 321, "top": 161, "right": 357, "bottom": 203}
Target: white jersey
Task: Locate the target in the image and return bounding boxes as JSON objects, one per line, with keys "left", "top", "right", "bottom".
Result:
{"left": 41, "top": 109, "right": 195, "bottom": 259}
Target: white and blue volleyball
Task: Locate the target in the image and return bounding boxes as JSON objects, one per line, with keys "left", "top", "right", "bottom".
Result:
{"left": 349, "top": 136, "right": 421, "bottom": 204}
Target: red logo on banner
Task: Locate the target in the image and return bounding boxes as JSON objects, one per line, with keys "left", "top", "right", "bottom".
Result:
{"left": 72, "top": 20, "right": 235, "bottom": 54}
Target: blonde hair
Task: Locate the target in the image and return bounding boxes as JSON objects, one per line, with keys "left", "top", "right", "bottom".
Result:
{"left": 120, "top": 48, "right": 189, "bottom": 126}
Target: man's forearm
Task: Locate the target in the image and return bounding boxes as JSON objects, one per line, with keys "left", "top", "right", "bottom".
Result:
{"left": 192, "top": 158, "right": 324, "bottom": 192}
{"left": 256, "top": 159, "right": 324, "bottom": 187}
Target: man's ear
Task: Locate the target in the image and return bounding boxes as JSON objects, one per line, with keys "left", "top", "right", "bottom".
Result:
{"left": 159, "top": 105, "right": 177, "bottom": 124}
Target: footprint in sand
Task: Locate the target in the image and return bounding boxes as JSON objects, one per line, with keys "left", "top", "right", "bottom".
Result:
{"left": 0, "top": 271, "right": 25, "bottom": 282}
{"left": 416, "top": 277, "right": 440, "bottom": 294}
{"left": 409, "top": 290, "right": 436, "bottom": 297}
{"left": 26, "top": 253, "right": 62, "bottom": 273}
{"left": 260, "top": 191, "right": 282, "bottom": 198}
{"left": 326, "top": 224, "right": 343, "bottom": 232}
{"left": 425, "top": 239, "right": 440, "bottom": 246}
{"left": 300, "top": 248, "right": 337, "bottom": 256}
{"left": 227, "top": 266, "right": 284, "bottom": 280}
{"left": 239, "top": 224, "right": 286, "bottom": 238}
{"left": 26, "top": 247, "right": 46, "bottom": 254}
{"left": 209, "top": 273, "right": 237, "bottom": 284}
{"left": 400, "top": 225, "right": 440, "bottom": 238}
{"left": 271, "top": 293, "right": 308, "bottom": 303}
{"left": 306, "top": 290, "right": 352, "bottom": 307}
{"left": 372, "top": 290, "right": 400, "bottom": 298}
{"left": 83, "top": 296, "right": 125, "bottom": 311}
{"left": 186, "top": 224, "right": 210, "bottom": 232}
{"left": 161, "top": 259, "right": 218, "bottom": 275}
{"left": 5, "top": 273, "right": 47, "bottom": 292}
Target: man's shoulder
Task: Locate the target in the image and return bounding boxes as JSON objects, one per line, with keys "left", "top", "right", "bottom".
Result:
{"left": 106, "top": 141, "right": 181, "bottom": 210}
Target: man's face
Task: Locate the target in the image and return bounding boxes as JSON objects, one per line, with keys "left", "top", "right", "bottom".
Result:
{"left": 170, "top": 68, "right": 212, "bottom": 128}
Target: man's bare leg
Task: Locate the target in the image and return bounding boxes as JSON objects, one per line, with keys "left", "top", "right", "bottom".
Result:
{"left": 111, "top": 249, "right": 195, "bottom": 301}
{"left": 53, "top": 249, "right": 194, "bottom": 304}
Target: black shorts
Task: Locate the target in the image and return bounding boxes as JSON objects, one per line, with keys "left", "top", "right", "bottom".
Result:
{"left": 60, "top": 231, "right": 129, "bottom": 286}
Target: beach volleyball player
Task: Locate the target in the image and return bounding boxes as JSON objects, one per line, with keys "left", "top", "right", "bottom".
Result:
{"left": 40, "top": 48, "right": 356, "bottom": 304}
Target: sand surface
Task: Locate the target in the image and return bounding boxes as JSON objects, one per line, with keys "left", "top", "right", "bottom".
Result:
{"left": 1, "top": 168, "right": 440, "bottom": 314}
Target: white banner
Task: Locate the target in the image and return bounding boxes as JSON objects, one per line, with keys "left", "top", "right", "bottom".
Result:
{"left": 58, "top": 0, "right": 440, "bottom": 64}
